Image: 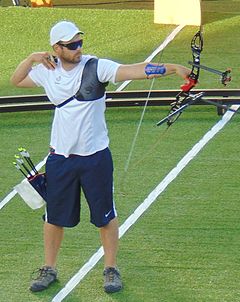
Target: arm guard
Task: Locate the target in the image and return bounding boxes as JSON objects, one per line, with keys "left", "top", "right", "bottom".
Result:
{"left": 145, "top": 63, "right": 166, "bottom": 78}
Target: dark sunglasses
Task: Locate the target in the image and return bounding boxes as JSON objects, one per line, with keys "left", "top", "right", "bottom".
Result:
{"left": 58, "top": 39, "right": 83, "bottom": 50}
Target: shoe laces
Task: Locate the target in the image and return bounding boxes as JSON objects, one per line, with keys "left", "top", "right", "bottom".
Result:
{"left": 104, "top": 267, "right": 119, "bottom": 282}
{"left": 108, "top": 271, "right": 115, "bottom": 282}
{"left": 31, "top": 267, "right": 49, "bottom": 281}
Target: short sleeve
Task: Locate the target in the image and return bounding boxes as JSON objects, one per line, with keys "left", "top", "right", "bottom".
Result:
{"left": 97, "top": 59, "right": 120, "bottom": 84}
{"left": 28, "top": 64, "right": 48, "bottom": 87}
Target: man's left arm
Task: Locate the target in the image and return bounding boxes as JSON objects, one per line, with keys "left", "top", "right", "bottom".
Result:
{"left": 115, "top": 62, "right": 191, "bottom": 82}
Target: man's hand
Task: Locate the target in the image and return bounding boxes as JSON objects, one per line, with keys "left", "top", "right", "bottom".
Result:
{"left": 10, "top": 52, "right": 57, "bottom": 87}
{"left": 181, "top": 77, "right": 198, "bottom": 92}
{"left": 29, "top": 52, "right": 57, "bottom": 70}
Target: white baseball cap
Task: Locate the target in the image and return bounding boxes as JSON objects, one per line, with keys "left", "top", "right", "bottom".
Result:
{"left": 50, "top": 21, "right": 84, "bottom": 46}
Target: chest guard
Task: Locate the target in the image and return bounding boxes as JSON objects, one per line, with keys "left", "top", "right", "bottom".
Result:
{"left": 57, "top": 58, "right": 108, "bottom": 108}
{"left": 75, "top": 58, "right": 108, "bottom": 101}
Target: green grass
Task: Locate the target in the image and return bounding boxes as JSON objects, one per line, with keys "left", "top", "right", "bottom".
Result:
{"left": 52, "top": 0, "right": 154, "bottom": 9}
{"left": 0, "top": 0, "right": 154, "bottom": 9}
{"left": 1, "top": 106, "right": 240, "bottom": 302}
{"left": 1, "top": 0, "right": 240, "bottom": 96}
{"left": 1, "top": 1, "right": 240, "bottom": 301}
{"left": 0, "top": 107, "right": 240, "bottom": 302}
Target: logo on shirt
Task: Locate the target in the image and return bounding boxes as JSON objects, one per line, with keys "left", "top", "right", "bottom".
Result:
{"left": 55, "top": 76, "right": 61, "bottom": 84}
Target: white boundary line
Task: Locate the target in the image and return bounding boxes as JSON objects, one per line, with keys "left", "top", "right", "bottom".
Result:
{"left": 0, "top": 156, "right": 48, "bottom": 210}
{"left": 51, "top": 109, "right": 239, "bottom": 301}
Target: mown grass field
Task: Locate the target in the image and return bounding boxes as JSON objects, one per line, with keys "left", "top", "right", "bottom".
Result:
{"left": 1, "top": 0, "right": 154, "bottom": 9}
{"left": 0, "top": 1, "right": 240, "bottom": 301}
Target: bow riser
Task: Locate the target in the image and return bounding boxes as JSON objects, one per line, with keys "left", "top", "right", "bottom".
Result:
{"left": 164, "top": 30, "right": 203, "bottom": 126}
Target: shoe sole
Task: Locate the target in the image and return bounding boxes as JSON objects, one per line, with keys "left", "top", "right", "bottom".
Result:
{"left": 104, "top": 285, "right": 123, "bottom": 293}
{"left": 30, "top": 278, "right": 57, "bottom": 292}
{"left": 30, "top": 285, "right": 48, "bottom": 292}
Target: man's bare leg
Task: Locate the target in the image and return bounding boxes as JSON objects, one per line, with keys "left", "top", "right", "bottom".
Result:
{"left": 44, "top": 222, "right": 64, "bottom": 268}
{"left": 30, "top": 222, "right": 63, "bottom": 292}
{"left": 99, "top": 217, "right": 119, "bottom": 268}
{"left": 100, "top": 217, "right": 122, "bottom": 293}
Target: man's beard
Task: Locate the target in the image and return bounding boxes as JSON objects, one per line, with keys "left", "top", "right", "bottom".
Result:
{"left": 62, "top": 54, "right": 81, "bottom": 65}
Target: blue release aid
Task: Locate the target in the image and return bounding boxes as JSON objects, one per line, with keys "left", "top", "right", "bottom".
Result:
{"left": 145, "top": 63, "right": 166, "bottom": 76}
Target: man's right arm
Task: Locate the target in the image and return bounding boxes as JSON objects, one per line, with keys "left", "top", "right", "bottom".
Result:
{"left": 10, "top": 52, "right": 56, "bottom": 88}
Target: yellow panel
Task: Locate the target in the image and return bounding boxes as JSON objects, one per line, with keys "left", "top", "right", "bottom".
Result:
{"left": 30, "top": 0, "right": 53, "bottom": 7}
{"left": 154, "top": 0, "right": 201, "bottom": 26}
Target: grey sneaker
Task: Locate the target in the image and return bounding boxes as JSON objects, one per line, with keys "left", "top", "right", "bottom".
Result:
{"left": 103, "top": 267, "right": 123, "bottom": 293}
{"left": 30, "top": 266, "right": 57, "bottom": 292}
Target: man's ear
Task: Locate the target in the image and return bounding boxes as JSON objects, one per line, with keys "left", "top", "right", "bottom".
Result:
{"left": 53, "top": 44, "right": 61, "bottom": 53}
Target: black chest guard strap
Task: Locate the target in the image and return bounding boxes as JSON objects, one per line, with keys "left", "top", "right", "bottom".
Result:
{"left": 57, "top": 58, "right": 108, "bottom": 108}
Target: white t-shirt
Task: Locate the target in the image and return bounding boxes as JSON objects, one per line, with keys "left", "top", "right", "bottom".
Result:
{"left": 29, "top": 55, "right": 120, "bottom": 157}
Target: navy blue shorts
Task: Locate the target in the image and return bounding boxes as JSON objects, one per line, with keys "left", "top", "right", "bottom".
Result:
{"left": 44, "top": 148, "right": 117, "bottom": 228}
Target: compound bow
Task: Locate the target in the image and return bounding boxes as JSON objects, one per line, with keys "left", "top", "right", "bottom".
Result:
{"left": 156, "top": 30, "right": 233, "bottom": 127}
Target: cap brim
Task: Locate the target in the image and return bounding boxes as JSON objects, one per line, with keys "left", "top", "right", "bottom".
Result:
{"left": 59, "top": 30, "right": 84, "bottom": 43}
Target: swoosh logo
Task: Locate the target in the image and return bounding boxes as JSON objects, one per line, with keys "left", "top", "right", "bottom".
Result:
{"left": 104, "top": 210, "right": 112, "bottom": 218}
